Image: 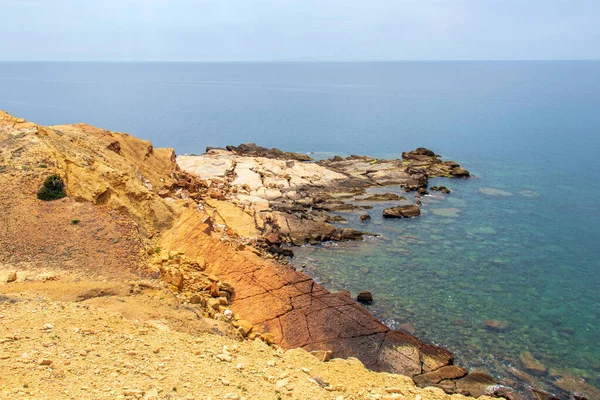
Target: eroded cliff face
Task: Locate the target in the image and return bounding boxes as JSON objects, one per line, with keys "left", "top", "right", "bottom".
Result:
{"left": 0, "top": 111, "right": 506, "bottom": 399}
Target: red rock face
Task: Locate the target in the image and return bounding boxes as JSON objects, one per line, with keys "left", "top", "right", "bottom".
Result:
{"left": 163, "top": 211, "right": 455, "bottom": 379}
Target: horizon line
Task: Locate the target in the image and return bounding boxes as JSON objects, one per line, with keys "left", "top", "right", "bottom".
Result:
{"left": 1, "top": 59, "right": 599, "bottom": 63}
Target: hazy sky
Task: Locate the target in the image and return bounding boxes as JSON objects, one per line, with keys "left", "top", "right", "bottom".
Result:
{"left": 2, "top": 0, "right": 598, "bottom": 61}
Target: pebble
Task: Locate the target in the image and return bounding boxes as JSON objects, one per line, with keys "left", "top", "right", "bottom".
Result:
{"left": 385, "top": 387, "right": 403, "bottom": 393}
{"left": 123, "top": 389, "right": 144, "bottom": 396}
{"left": 215, "top": 354, "right": 232, "bottom": 362}
{"left": 275, "top": 379, "right": 289, "bottom": 389}
{"left": 6, "top": 271, "right": 17, "bottom": 283}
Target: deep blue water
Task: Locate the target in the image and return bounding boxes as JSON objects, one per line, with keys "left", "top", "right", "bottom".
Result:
{"left": 1, "top": 61, "right": 599, "bottom": 393}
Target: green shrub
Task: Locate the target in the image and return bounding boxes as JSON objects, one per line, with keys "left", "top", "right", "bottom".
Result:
{"left": 37, "top": 174, "right": 67, "bottom": 201}
{"left": 71, "top": 219, "right": 80, "bottom": 225}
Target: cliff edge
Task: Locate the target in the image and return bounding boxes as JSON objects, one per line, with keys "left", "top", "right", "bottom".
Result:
{"left": 0, "top": 110, "right": 509, "bottom": 399}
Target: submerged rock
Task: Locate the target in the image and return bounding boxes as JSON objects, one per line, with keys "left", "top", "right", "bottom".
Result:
{"left": 519, "top": 190, "right": 541, "bottom": 198}
{"left": 483, "top": 319, "right": 510, "bottom": 332}
{"left": 554, "top": 374, "right": 600, "bottom": 399}
{"left": 453, "top": 372, "right": 497, "bottom": 398}
{"left": 479, "top": 187, "right": 513, "bottom": 196}
{"left": 398, "top": 323, "right": 416, "bottom": 335}
{"left": 519, "top": 351, "right": 547, "bottom": 376}
{"left": 359, "top": 214, "right": 371, "bottom": 221}
{"left": 383, "top": 205, "right": 421, "bottom": 218}
{"left": 431, "top": 208, "right": 461, "bottom": 218}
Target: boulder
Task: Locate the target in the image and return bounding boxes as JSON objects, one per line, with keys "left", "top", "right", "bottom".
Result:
{"left": 162, "top": 270, "right": 184, "bottom": 290}
{"left": 335, "top": 228, "right": 364, "bottom": 241}
{"left": 359, "top": 214, "right": 371, "bottom": 222}
{"left": 417, "top": 187, "right": 429, "bottom": 195}
{"left": 450, "top": 167, "right": 470, "bottom": 177}
{"left": 189, "top": 294, "right": 206, "bottom": 305}
{"left": 265, "top": 233, "right": 282, "bottom": 246}
{"left": 443, "top": 160, "right": 460, "bottom": 168}
{"left": 518, "top": 351, "right": 547, "bottom": 376}
{"left": 234, "top": 319, "right": 253, "bottom": 337}
{"left": 356, "top": 292, "right": 373, "bottom": 303}
{"left": 383, "top": 205, "right": 421, "bottom": 218}
{"left": 310, "top": 350, "right": 332, "bottom": 362}
{"left": 431, "top": 186, "right": 451, "bottom": 194}
{"left": 268, "top": 245, "right": 294, "bottom": 257}
{"left": 453, "top": 372, "right": 497, "bottom": 397}
{"left": 402, "top": 148, "right": 436, "bottom": 161}
{"left": 207, "top": 298, "right": 220, "bottom": 310}
{"left": 209, "top": 281, "right": 220, "bottom": 297}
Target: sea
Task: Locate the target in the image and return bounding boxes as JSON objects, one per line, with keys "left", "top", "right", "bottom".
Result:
{"left": 1, "top": 61, "right": 599, "bottom": 395}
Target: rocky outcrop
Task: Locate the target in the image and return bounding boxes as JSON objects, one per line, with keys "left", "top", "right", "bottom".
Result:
{"left": 414, "top": 365, "right": 468, "bottom": 387}
{"left": 383, "top": 205, "right": 421, "bottom": 218}
{"left": 1, "top": 112, "right": 498, "bottom": 399}
{"left": 177, "top": 144, "right": 468, "bottom": 253}
{"left": 223, "top": 142, "right": 313, "bottom": 161}
{"left": 160, "top": 210, "right": 472, "bottom": 391}
{"left": 356, "top": 193, "right": 407, "bottom": 202}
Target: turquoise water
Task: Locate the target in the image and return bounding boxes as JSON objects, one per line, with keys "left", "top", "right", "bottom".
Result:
{"left": 1, "top": 61, "right": 599, "bottom": 393}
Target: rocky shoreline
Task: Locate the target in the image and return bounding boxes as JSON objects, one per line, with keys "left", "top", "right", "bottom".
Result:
{"left": 1, "top": 111, "right": 595, "bottom": 400}
{"left": 176, "top": 144, "right": 468, "bottom": 253}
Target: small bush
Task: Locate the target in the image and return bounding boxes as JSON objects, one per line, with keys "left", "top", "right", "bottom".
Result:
{"left": 71, "top": 219, "right": 80, "bottom": 225}
{"left": 37, "top": 174, "right": 67, "bottom": 201}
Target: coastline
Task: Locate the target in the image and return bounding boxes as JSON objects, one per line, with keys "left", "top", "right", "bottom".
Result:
{"left": 1, "top": 110, "right": 596, "bottom": 400}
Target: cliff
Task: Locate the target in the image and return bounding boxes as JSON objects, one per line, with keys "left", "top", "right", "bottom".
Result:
{"left": 0, "top": 110, "right": 504, "bottom": 399}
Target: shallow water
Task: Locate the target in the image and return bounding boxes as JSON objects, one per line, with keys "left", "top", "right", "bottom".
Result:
{"left": 1, "top": 61, "right": 599, "bottom": 393}
{"left": 292, "top": 163, "right": 600, "bottom": 392}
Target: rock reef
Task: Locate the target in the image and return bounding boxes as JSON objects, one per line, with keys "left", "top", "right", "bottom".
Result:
{"left": 177, "top": 144, "right": 469, "bottom": 255}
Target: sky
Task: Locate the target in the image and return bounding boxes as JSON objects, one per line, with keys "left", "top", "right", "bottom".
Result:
{"left": 1, "top": 0, "right": 599, "bottom": 61}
